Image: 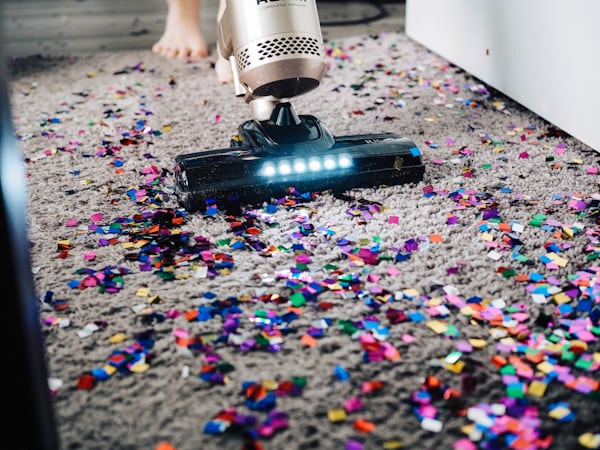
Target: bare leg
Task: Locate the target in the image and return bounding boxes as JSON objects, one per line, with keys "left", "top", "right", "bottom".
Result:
{"left": 214, "top": 0, "right": 233, "bottom": 83}
{"left": 153, "top": 0, "right": 208, "bottom": 59}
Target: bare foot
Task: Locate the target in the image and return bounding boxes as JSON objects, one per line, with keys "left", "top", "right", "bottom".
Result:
{"left": 153, "top": 0, "right": 208, "bottom": 59}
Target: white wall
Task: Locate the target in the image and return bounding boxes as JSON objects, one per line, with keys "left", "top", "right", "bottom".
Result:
{"left": 405, "top": 0, "right": 600, "bottom": 152}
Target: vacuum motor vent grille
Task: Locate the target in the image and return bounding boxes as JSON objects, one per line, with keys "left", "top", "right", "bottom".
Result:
{"left": 237, "top": 35, "right": 323, "bottom": 71}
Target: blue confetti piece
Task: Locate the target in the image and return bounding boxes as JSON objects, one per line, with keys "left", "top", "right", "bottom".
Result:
{"left": 408, "top": 311, "right": 426, "bottom": 323}
{"left": 577, "top": 299, "right": 592, "bottom": 312}
{"left": 410, "top": 146, "right": 421, "bottom": 156}
{"left": 90, "top": 367, "right": 111, "bottom": 381}
{"left": 67, "top": 279, "right": 81, "bottom": 289}
{"left": 334, "top": 364, "right": 350, "bottom": 382}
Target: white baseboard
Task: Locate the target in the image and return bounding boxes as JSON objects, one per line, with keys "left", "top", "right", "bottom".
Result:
{"left": 406, "top": 0, "right": 600, "bottom": 152}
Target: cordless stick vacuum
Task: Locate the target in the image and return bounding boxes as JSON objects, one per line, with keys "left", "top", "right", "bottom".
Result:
{"left": 174, "top": 0, "right": 425, "bottom": 213}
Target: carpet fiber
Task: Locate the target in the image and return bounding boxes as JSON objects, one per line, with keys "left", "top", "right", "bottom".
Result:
{"left": 8, "top": 31, "right": 600, "bottom": 450}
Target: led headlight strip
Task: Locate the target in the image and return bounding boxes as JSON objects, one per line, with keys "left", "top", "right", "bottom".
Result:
{"left": 260, "top": 153, "right": 353, "bottom": 177}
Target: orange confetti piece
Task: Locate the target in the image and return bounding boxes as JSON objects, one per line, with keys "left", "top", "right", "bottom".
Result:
{"left": 429, "top": 234, "right": 444, "bottom": 243}
{"left": 353, "top": 418, "right": 376, "bottom": 433}
{"left": 301, "top": 333, "right": 318, "bottom": 347}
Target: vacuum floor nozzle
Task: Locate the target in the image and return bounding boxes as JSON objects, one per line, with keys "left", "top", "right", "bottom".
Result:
{"left": 174, "top": 104, "right": 424, "bottom": 213}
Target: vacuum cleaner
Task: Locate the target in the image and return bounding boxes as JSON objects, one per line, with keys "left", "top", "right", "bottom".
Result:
{"left": 174, "top": 0, "right": 425, "bottom": 213}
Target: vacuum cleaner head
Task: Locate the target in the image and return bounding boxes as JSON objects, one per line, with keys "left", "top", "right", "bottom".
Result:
{"left": 173, "top": 0, "right": 425, "bottom": 213}
{"left": 174, "top": 103, "right": 424, "bottom": 213}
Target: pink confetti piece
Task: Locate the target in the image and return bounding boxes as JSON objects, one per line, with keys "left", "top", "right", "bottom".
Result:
{"left": 83, "top": 252, "right": 96, "bottom": 261}
{"left": 386, "top": 267, "right": 400, "bottom": 276}
{"left": 90, "top": 212, "right": 103, "bottom": 222}
{"left": 401, "top": 334, "right": 415, "bottom": 343}
{"left": 388, "top": 215, "right": 399, "bottom": 224}
{"left": 66, "top": 219, "right": 78, "bottom": 227}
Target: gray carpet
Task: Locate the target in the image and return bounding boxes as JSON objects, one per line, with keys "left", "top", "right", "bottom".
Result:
{"left": 7, "top": 30, "right": 600, "bottom": 450}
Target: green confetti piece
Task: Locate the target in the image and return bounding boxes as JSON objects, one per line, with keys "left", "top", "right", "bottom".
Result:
{"left": 292, "top": 376, "right": 307, "bottom": 387}
{"left": 156, "top": 272, "right": 175, "bottom": 281}
{"left": 575, "top": 358, "right": 593, "bottom": 371}
{"left": 513, "top": 253, "right": 529, "bottom": 262}
{"left": 501, "top": 268, "right": 516, "bottom": 278}
{"left": 506, "top": 383, "right": 525, "bottom": 398}
{"left": 547, "top": 333, "right": 561, "bottom": 343}
{"left": 499, "top": 364, "right": 516, "bottom": 375}
{"left": 338, "top": 319, "right": 358, "bottom": 335}
{"left": 290, "top": 292, "right": 306, "bottom": 307}
{"left": 561, "top": 351, "right": 576, "bottom": 362}
{"left": 255, "top": 334, "right": 269, "bottom": 347}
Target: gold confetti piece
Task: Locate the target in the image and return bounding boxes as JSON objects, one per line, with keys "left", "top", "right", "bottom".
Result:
{"left": 403, "top": 288, "right": 420, "bottom": 299}
{"left": 109, "top": 333, "right": 128, "bottom": 344}
{"left": 445, "top": 360, "right": 465, "bottom": 374}
{"left": 548, "top": 406, "right": 571, "bottom": 420}
{"left": 121, "top": 242, "right": 134, "bottom": 249}
{"left": 383, "top": 441, "right": 403, "bottom": 449}
{"left": 481, "top": 232, "right": 494, "bottom": 241}
{"left": 468, "top": 338, "right": 487, "bottom": 349}
{"left": 328, "top": 408, "right": 347, "bottom": 422}
{"left": 536, "top": 361, "right": 555, "bottom": 374}
{"left": 460, "top": 423, "right": 475, "bottom": 435}
{"left": 424, "top": 117, "right": 439, "bottom": 122}
{"left": 553, "top": 292, "right": 571, "bottom": 304}
{"left": 129, "top": 361, "right": 150, "bottom": 373}
{"left": 424, "top": 297, "right": 443, "bottom": 306}
{"left": 547, "top": 252, "right": 569, "bottom": 267}
{"left": 262, "top": 380, "right": 279, "bottom": 391}
{"left": 149, "top": 295, "right": 162, "bottom": 305}
{"left": 578, "top": 432, "right": 600, "bottom": 448}
{"left": 103, "top": 365, "right": 117, "bottom": 376}
{"left": 134, "top": 240, "right": 150, "bottom": 249}
{"left": 426, "top": 320, "right": 447, "bottom": 334}
{"left": 528, "top": 380, "right": 547, "bottom": 398}
{"left": 136, "top": 287, "right": 150, "bottom": 297}
{"left": 460, "top": 305, "right": 475, "bottom": 316}
{"left": 562, "top": 226, "right": 574, "bottom": 238}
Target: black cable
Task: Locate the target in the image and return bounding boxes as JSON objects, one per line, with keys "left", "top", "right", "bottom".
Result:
{"left": 318, "top": 0, "right": 390, "bottom": 27}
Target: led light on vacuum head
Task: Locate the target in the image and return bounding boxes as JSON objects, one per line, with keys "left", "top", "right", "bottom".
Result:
{"left": 293, "top": 158, "right": 307, "bottom": 173}
{"left": 338, "top": 153, "right": 352, "bottom": 168}
{"left": 278, "top": 160, "right": 292, "bottom": 175}
{"left": 323, "top": 156, "right": 336, "bottom": 170}
{"left": 308, "top": 157, "right": 321, "bottom": 172}
{"left": 262, "top": 162, "right": 276, "bottom": 177}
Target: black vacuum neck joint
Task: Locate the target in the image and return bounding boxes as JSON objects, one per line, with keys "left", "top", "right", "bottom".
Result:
{"left": 271, "top": 102, "right": 301, "bottom": 127}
